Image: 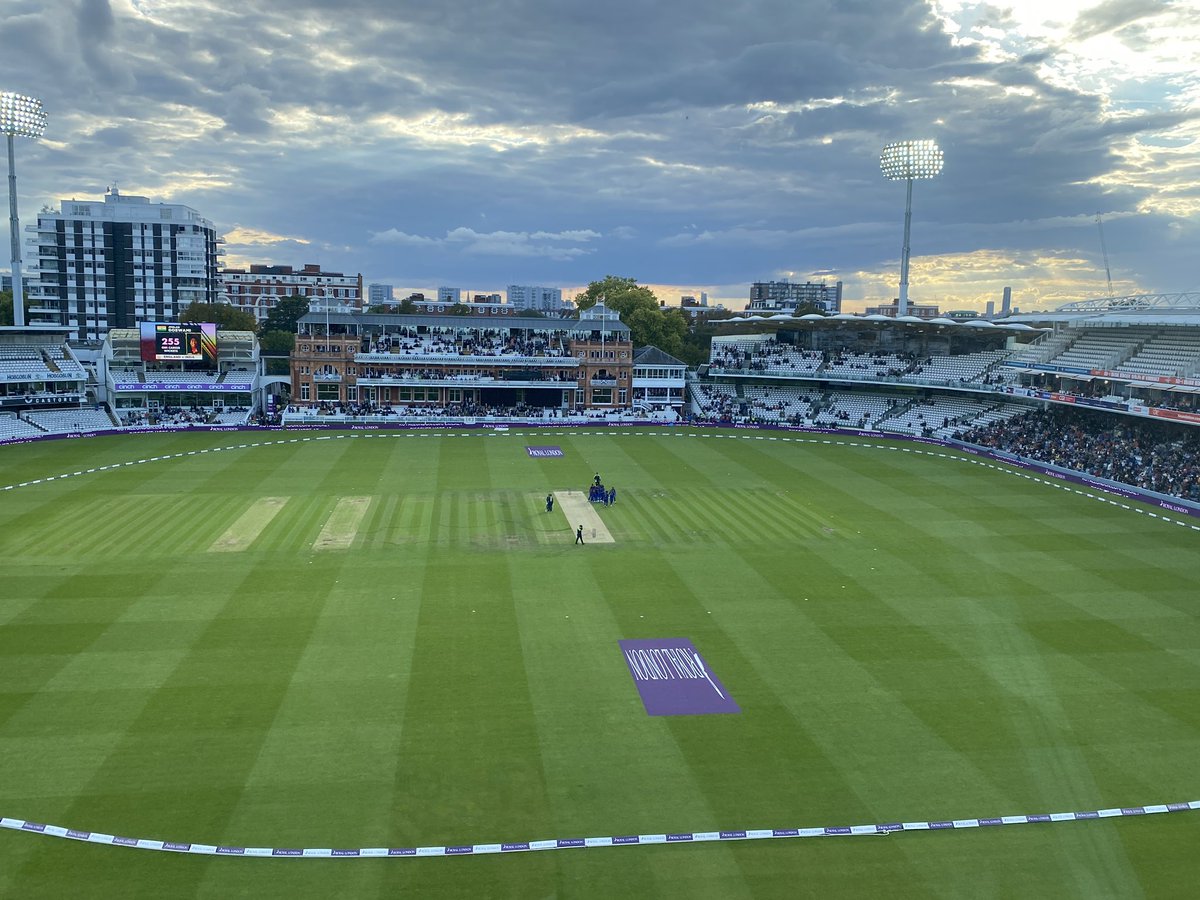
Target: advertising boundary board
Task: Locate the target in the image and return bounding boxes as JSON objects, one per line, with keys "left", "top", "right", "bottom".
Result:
{"left": 1, "top": 419, "right": 1198, "bottom": 519}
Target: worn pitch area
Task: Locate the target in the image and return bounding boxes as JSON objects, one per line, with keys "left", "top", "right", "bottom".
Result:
{"left": 313, "top": 496, "right": 372, "bottom": 550}
{"left": 208, "top": 497, "right": 290, "bottom": 552}
{"left": 555, "top": 490, "right": 616, "bottom": 543}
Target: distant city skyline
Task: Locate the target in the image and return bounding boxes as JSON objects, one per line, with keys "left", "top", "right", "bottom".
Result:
{"left": 2, "top": 0, "right": 1197, "bottom": 315}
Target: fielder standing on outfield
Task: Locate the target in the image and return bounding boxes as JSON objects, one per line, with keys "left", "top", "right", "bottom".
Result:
{"left": 546, "top": 493, "right": 554, "bottom": 513}
{"left": 575, "top": 525, "right": 585, "bottom": 545}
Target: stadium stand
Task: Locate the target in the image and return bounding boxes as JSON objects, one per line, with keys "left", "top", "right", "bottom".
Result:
{"left": 210, "top": 408, "right": 253, "bottom": 425}
{"left": 811, "top": 392, "right": 898, "bottom": 428}
{"left": 958, "top": 407, "right": 1200, "bottom": 501}
{"left": 1040, "top": 329, "right": 1145, "bottom": 371}
{"left": 708, "top": 340, "right": 1011, "bottom": 387}
{"left": 1113, "top": 331, "right": 1200, "bottom": 378}
{"left": 875, "top": 396, "right": 994, "bottom": 436}
{"left": 22, "top": 408, "right": 116, "bottom": 434}
{"left": 0, "top": 413, "right": 43, "bottom": 440}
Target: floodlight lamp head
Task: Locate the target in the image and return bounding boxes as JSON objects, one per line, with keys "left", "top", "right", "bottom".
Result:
{"left": 0, "top": 92, "right": 47, "bottom": 138}
{"left": 880, "top": 139, "right": 943, "bottom": 181}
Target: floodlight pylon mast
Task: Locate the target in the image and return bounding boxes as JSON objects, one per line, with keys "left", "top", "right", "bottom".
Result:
{"left": 1096, "top": 213, "right": 1114, "bottom": 299}
{"left": 880, "top": 139, "right": 943, "bottom": 317}
{"left": 1, "top": 92, "right": 48, "bottom": 329}
{"left": 898, "top": 176, "right": 914, "bottom": 316}
{"left": 6, "top": 132, "right": 20, "bottom": 326}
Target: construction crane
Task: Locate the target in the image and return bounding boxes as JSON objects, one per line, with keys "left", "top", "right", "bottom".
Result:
{"left": 1096, "top": 213, "right": 1114, "bottom": 298}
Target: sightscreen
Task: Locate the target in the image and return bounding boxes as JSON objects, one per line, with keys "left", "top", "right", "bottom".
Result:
{"left": 139, "top": 322, "right": 217, "bottom": 363}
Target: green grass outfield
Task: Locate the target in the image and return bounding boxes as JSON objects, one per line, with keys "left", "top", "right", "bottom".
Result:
{"left": 1, "top": 426, "right": 1198, "bottom": 899}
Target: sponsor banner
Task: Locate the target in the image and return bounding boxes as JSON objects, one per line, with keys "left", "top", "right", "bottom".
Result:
{"left": 1149, "top": 408, "right": 1200, "bottom": 424}
{"left": 619, "top": 638, "right": 740, "bottom": 716}
{"left": 1025, "top": 363, "right": 1095, "bottom": 376}
{"left": 525, "top": 446, "right": 565, "bottom": 458}
{"left": 114, "top": 382, "right": 253, "bottom": 392}
{"left": 1021, "top": 390, "right": 1130, "bottom": 412}
{"left": 1092, "top": 369, "right": 1200, "bottom": 388}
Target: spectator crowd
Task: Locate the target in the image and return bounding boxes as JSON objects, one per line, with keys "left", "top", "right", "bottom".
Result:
{"left": 957, "top": 408, "right": 1200, "bottom": 501}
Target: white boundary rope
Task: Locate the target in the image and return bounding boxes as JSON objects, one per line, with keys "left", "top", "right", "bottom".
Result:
{"left": 3, "top": 802, "right": 1196, "bottom": 858}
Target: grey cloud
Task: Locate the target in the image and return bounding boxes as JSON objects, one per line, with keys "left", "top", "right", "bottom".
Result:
{"left": 371, "top": 226, "right": 600, "bottom": 261}
{"left": 1070, "top": 0, "right": 1173, "bottom": 41}
{"left": 218, "top": 84, "right": 274, "bottom": 136}
{"left": 78, "top": 0, "right": 134, "bottom": 90}
{"left": 1, "top": 0, "right": 1194, "bottom": 302}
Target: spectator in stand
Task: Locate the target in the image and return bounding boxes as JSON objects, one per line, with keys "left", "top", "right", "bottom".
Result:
{"left": 956, "top": 408, "right": 1200, "bottom": 502}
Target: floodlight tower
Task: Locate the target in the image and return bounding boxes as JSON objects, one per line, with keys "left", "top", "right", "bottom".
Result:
{"left": 880, "top": 139, "right": 943, "bottom": 317}
{"left": 1, "top": 92, "right": 47, "bottom": 329}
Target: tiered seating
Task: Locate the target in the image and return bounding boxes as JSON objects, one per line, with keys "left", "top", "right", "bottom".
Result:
{"left": 1115, "top": 332, "right": 1200, "bottom": 379}
{"left": 709, "top": 337, "right": 825, "bottom": 376}
{"left": 709, "top": 335, "right": 773, "bottom": 358}
{"left": 1007, "top": 332, "right": 1069, "bottom": 367}
{"left": 812, "top": 393, "right": 896, "bottom": 428}
{"left": 0, "top": 346, "right": 55, "bottom": 380}
{"left": 876, "top": 397, "right": 987, "bottom": 436}
{"left": 690, "top": 382, "right": 740, "bottom": 418}
{"left": 910, "top": 350, "right": 1007, "bottom": 383}
{"left": 42, "top": 347, "right": 87, "bottom": 378}
{"left": 936, "top": 403, "right": 1029, "bottom": 438}
{"left": 740, "top": 384, "right": 821, "bottom": 423}
{"left": 1046, "top": 330, "right": 1141, "bottom": 370}
{"left": 0, "top": 414, "right": 43, "bottom": 440}
{"left": 22, "top": 408, "right": 115, "bottom": 434}
{"left": 821, "top": 353, "right": 909, "bottom": 381}
{"left": 211, "top": 408, "right": 251, "bottom": 425}
{"left": 365, "top": 329, "right": 567, "bottom": 358}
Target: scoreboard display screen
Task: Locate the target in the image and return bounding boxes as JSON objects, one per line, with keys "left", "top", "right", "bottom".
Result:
{"left": 139, "top": 322, "right": 217, "bottom": 363}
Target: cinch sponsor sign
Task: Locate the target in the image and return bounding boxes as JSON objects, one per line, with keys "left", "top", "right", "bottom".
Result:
{"left": 619, "top": 638, "right": 740, "bottom": 716}
{"left": 526, "top": 446, "right": 564, "bottom": 458}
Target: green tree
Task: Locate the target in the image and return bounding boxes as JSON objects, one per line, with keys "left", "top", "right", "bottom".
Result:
{"left": 258, "top": 330, "right": 296, "bottom": 376}
{"left": 0, "top": 289, "right": 11, "bottom": 326}
{"left": 258, "top": 329, "right": 295, "bottom": 355}
{"left": 397, "top": 296, "right": 418, "bottom": 314}
{"left": 367, "top": 303, "right": 393, "bottom": 313}
{"left": 447, "top": 303, "right": 472, "bottom": 316}
{"left": 677, "top": 312, "right": 736, "bottom": 367}
{"left": 575, "top": 276, "right": 686, "bottom": 353}
{"left": 575, "top": 275, "right": 658, "bottom": 318}
{"left": 178, "top": 301, "right": 257, "bottom": 332}
{"left": 260, "top": 295, "right": 312, "bottom": 336}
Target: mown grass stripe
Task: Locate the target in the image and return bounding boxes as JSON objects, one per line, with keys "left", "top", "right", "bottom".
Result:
{"left": 615, "top": 492, "right": 677, "bottom": 546}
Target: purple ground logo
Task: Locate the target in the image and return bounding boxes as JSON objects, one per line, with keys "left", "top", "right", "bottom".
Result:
{"left": 619, "top": 638, "right": 740, "bottom": 716}
{"left": 526, "top": 446, "right": 564, "bottom": 458}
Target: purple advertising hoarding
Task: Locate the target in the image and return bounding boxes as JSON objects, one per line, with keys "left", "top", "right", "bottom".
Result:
{"left": 114, "top": 382, "right": 253, "bottom": 392}
{"left": 619, "top": 638, "right": 740, "bottom": 716}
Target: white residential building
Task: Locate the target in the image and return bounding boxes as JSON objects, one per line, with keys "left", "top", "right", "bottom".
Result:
{"left": 747, "top": 280, "right": 842, "bottom": 314}
{"left": 507, "top": 284, "right": 564, "bottom": 313}
{"left": 368, "top": 283, "right": 394, "bottom": 305}
{"left": 26, "top": 190, "right": 222, "bottom": 342}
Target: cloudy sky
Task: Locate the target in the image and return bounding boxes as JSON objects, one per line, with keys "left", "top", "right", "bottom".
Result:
{"left": 2, "top": 0, "right": 1197, "bottom": 312}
